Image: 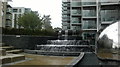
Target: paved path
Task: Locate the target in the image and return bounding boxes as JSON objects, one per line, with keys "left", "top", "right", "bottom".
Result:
{"left": 13, "top": 53, "right": 77, "bottom": 65}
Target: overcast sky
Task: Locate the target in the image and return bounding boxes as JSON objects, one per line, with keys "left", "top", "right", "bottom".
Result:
{"left": 10, "top": 0, "right": 62, "bottom": 28}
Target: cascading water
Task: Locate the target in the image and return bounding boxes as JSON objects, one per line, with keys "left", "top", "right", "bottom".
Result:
{"left": 36, "top": 40, "right": 94, "bottom": 56}
{"left": 35, "top": 30, "right": 94, "bottom": 56}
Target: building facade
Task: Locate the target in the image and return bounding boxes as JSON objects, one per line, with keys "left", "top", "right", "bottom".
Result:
{"left": 0, "top": 0, "right": 2, "bottom": 28}
{"left": 62, "top": 0, "right": 120, "bottom": 45}
{"left": 11, "top": 7, "right": 31, "bottom": 28}
{"left": 2, "top": 0, "right": 12, "bottom": 28}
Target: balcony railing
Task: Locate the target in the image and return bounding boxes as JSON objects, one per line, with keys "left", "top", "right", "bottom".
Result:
{"left": 71, "top": 2, "right": 81, "bottom": 7}
{"left": 71, "top": 10, "right": 81, "bottom": 15}
{"left": 71, "top": 26, "right": 81, "bottom": 30}
{"left": 82, "top": 10, "right": 96, "bottom": 17}
{"left": 6, "top": 22, "right": 11, "bottom": 27}
{"left": 6, "top": 15, "right": 12, "bottom": 20}
{"left": 82, "top": 2, "right": 96, "bottom": 6}
{"left": 82, "top": 20, "right": 97, "bottom": 29}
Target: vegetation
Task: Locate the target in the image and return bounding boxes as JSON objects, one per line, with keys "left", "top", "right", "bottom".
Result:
{"left": 3, "top": 11, "right": 58, "bottom": 36}
{"left": 42, "top": 15, "right": 53, "bottom": 31}
{"left": 2, "top": 28, "right": 57, "bottom": 36}
{"left": 18, "top": 11, "right": 43, "bottom": 30}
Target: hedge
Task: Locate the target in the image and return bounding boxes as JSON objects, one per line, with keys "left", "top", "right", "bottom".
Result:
{"left": 2, "top": 28, "right": 57, "bottom": 36}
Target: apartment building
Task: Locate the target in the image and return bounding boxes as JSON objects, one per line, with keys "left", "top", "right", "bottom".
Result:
{"left": 2, "top": 0, "right": 12, "bottom": 28}
{"left": 62, "top": 0, "right": 120, "bottom": 44}
{"left": 11, "top": 7, "right": 31, "bottom": 28}
{"left": 0, "top": 0, "right": 2, "bottom": 28}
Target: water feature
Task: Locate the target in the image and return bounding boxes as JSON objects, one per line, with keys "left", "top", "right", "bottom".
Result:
{"left": 34, "top": 30, "right": 95, "bottom": 56}
{"left": 35, "top": 39, "right": 94, "bottom": 56}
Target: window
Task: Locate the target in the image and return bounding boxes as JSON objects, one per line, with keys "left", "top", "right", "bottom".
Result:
{"left": 71, "top": 2, "right": 81, "bottom": 7}
{"left": 13, "top": 9, "right": 18, "bottom": 12}
{"left": 19, "top": 9, "right": 21, "bottom": 12}
{"left": 83, "top": 7, "right": 96, "bottom": 17}
{"left": 72, "top": 17, "right": 81, "bottom": 23}
{"left": 82, "top": 19, "right": 97, "bottom": 29}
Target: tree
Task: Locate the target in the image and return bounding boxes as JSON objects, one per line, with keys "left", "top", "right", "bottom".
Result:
{"left": 42, "top": 15, "right": 53, "bottom": 30}
{"left": 18, "top": 11, "right": 43, "bottom": 30}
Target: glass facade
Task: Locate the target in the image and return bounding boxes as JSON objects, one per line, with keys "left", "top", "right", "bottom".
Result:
{"left": 83, "top": 32, "right": 96, "bottom": 45}
{"left": 82, "top": 0, "right": 96, "bottom": 5}
{"left": 62, "top": 22, "right": 69, "bottom": 26}
{"left": 71, "top": 2, "right": 81, "bottom": 7}
{"left": 82, "top": 20, "right": 97, "bottom": 29}
{"left": 71, "top": 9, "right": 81, "bottom": 15}
{"left": 101, "top": 10, "right": 120, "bottom": 22}
{"left": 6, "top": 15, "right": 12, "bottom": 20}
{"left": 82, "top": 7, "right": 96, "bottom": 17}
{"left": 63, "top": 11, "right": 70, "bottom": 14}
{"left": 71, "top": 26, "right": 81, "bottom": 30}
{"left": 7, "top": 8, "right": 12, "bottom": 12}
{"left": 82, "top": 2, "right": 96, "bottom": 5}
{"left": 71, "top": 17, "right": 81, "bottom": 23}
{"left": 13, "top": 9, "right": 18, "bottom": 12}
{"left": 19, "top": 9, "right": 21, "bottom": 12}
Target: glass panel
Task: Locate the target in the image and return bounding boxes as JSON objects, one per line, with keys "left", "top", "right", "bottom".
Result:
{"left": 19, "top": 9, "right": 21, "bottom": 12}
{"left": 82, "top": 9, "right": 96, "bottom": 17}
{"left": 71, "top": 2, "right": 81, "bottom": 7}
{"left": 62, "top": 22, "right": 69, "bottom": 26}
{"left": 71, "top": 26, "right": 81, "bottom": 30}
{"left": 101, "top": 10, "right": 120, "bottom": 22}
{"left": 82, "top": 20, "right": 97, "bottom": 29}
{"left": 62, "top": 26, "right": 68, "bottom": 30}
{"left": 82, "top": 0, "right": 96, "bottom": 5}
{"left": 13, "top": 9, "right": 18, "bottom": 12}
{"left": 82, "top": 2, "right": 96, "bottom": 5}
{"left": 72, "top": 17, "right": 81, "bottom": 23}
{"left": 83, "top": 32, "right": 96, "bottom": 45}
{"left": 72, "top": 9, "right": 81, "bottom": 15}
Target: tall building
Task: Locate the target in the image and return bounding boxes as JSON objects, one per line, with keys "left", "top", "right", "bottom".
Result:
{"left": 62, "top": 0, "right": 120, "bottom": 44}
{"left": 2, "top": 0, "right": 12, "bottom": 28}
{"left": 11, "top": 7, "right": 31, "bottom": 28}
{"left": 0, "top": 0, "right": 2, "bottom": 28}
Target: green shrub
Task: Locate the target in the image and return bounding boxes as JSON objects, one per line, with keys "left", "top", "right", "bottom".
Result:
{"left": 2, "top": 28, "right": 57, "bottom": 36}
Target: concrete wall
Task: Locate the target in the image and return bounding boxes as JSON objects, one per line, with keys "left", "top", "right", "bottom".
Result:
{"left": 2, "top": 35, "right": 57, "bottom": 49}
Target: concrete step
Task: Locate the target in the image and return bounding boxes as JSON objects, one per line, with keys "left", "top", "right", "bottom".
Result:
{"left": 0, "top": 46, "right": 14, "bottom": 51}
{"left": 6, "top": 49, "right": 23, "bottom": 54}
{"left": 0, "top": 43, "right": 5, "bottom": 46}
{"left": 0, "top": 54, "right": 25, "bottom": 64}
{"left": 0, "top": 49, "right": 6, "bottom": 56}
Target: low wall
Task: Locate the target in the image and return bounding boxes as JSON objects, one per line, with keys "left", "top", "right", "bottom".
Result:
{"left": 2, "top": 35, "right": 57, "bottom": 50}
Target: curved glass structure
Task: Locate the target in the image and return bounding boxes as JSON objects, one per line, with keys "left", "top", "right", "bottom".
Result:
{"left": 97, "top": 21, "right": 120, "bottom": 60}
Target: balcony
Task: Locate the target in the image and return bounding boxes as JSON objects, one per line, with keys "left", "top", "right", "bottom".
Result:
{"left": 71, "top": 21, "right": 81, "bottom": 24}
{"left": 71, "top": 17, "right": 81, "bottom": 23}
{"left": 5, "top": 21, "right": 11, "bottom": 27}
{"left": 82, "top": 2, "right": 96, "bottom": 6}
{"left": 82, "top": 9, "right": 96, "bottom": 18}
{"left": 71, "top": 2, "right": 81, "bottom": 7}
{"left": 62, "top": 26, "right": 70, "bottom": 30}
{"left": 6, "top": 8, "right": 12, "bottom": 14}
{"left": 71, "top": 26, "right": 81, "bottom": 30}
{"left": 62, "top": 22, "right": 69, "bottom": 26}
{"left": 62, "top": 19, "right": 70, "bottom": 22}
{"left": 62, "top": 4, "right": 70, "bottom": 7}
{"left": 7, "top": 4, "right": 12, "bottom": 8}
{"left": 101, "top": 10, "right": 120, "bottom": 22}
{"left": 82, "top": 20, "right": 97, "bottom": 29}
{"left": 82, "top": 0, "right": 96, "bottom": 6}
{"left": 62, "top": 11, "right": 70, "bottom": 15}
{"left": 71, "top": 9, "right": 81, "bottom": 16}
{"left": 6, "top": 15, "right": 12, "bottom": 20}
